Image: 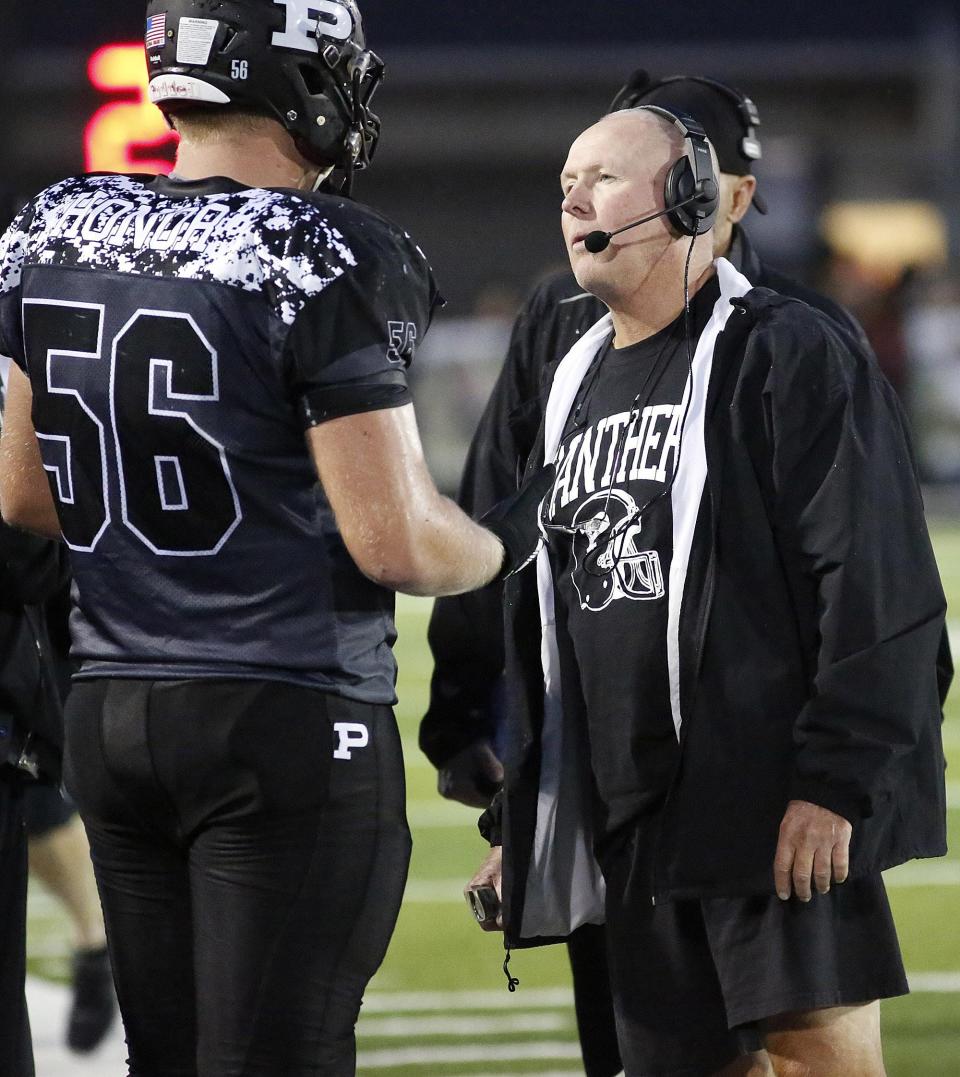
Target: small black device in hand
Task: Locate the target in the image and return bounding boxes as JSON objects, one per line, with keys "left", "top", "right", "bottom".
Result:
{"left": 466, "top": 885, "right": 501, "bottom": 924}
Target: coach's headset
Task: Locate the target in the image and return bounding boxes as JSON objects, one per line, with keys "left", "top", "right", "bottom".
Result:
{"left": 583, "top": 104, "right": 719, "bottom": 253}
{"left": 573, "top": 103, "right": 720, "bottom": 582}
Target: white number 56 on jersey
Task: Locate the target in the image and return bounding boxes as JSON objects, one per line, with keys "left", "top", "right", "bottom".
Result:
{"left": 272, "top": 0, "right": 354, "bottom": 53}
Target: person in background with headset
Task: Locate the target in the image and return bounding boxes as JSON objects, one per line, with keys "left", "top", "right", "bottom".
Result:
{"left": 463, "top": 104, "right": 948, "bottom": 1076}
{"left": 421, "top": 72, "right": 879, "bottom": 1077}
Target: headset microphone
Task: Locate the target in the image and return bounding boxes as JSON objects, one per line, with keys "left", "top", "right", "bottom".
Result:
{"left": 583, "top": 188, "right": 713, "bottom": 254}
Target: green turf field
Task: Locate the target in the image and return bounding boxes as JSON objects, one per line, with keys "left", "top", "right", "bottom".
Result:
{"left": 27, "top": 525, "right": 960, "bottom": 1074}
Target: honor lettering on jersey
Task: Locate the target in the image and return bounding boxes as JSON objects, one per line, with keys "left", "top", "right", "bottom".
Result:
{"left": 54, "top": 191, "right": 230, "bottom": 254}
{"left": 333, "top": 722, "right": 369, "bottom": 760}
{"left": 2, "top": 175, "right": 361, "bottom": 324}
{"left": 551, "top": 403, "right": 685, "bottom": 515}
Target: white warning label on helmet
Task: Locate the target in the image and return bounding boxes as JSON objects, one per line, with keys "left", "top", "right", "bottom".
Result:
{"left": 176, "top": 17, "right": 219, "bottom": 66}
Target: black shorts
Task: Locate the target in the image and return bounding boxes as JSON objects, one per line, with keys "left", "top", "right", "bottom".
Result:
{"left": 64, "top": 677, "right": 410, "bottom": 1077}
{"left": 603, "top": 832, "right": 908, "bottom": 1077}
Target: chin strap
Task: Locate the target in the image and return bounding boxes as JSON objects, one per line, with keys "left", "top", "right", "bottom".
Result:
{"left": 336, "top": 68, "right": 367, "bottom": 197}
{"left": 311, "top": 165, "right": 334, "bottom": 193}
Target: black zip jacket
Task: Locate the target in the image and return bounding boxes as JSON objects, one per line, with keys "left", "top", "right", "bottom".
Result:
{"left": 493, "top": 283, "right": 948, "bottom": 945}
{"left": 420, "top": 227, "right": 876, "bottom": 767}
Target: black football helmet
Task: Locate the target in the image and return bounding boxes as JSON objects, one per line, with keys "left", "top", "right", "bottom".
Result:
{"left": 145, "top": 0, "right": 384, "bottom": 176}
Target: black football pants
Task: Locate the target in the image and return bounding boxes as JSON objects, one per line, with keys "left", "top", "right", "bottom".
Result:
{"left": 63, "top": 678, "right": 411, "bottom": 1077}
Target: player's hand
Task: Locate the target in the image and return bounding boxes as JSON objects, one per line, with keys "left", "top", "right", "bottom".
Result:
{"left": 437, "top": 740, "right": 504, "bottom": 808}
{"left": 773, "top": 799, "right": 852, "bottom": 902}
{"left": 465, "top": 846, "right": 503, "bottom": 932}
{"left": 480, "top": 463, "right": 555, "bottom": 578}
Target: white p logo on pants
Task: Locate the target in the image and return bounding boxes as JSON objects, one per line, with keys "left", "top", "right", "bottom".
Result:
{"left": 333, "top": 722, "right": 370, "bottom": 760}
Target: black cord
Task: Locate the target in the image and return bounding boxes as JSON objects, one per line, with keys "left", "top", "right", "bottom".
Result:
{"left": 576, "top": 224, "right": 702, "bottom": 579}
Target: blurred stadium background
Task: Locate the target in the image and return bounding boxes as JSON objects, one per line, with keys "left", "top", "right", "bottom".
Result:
{"left": 4, "top": 0, "right": 959, "bottom": 1072}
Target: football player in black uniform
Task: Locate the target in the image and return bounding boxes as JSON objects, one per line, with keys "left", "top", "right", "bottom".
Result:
{"left": 0, "top": 2, "right": 546, "bottom": 1073}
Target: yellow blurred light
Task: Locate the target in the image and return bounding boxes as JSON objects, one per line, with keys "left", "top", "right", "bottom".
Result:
{"left": 85, "top": 43, "right": 177, "bottom": 175}
{"left": 821, "top": 201, "right": 948, "bottom": 276}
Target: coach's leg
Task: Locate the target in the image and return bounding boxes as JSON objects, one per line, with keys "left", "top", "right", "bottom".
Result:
{"left": 566, "top": 924, "right": 623, "bottom": 1077}
{"left": 761, "top": 1001, "right": 885, "bottom": 1077}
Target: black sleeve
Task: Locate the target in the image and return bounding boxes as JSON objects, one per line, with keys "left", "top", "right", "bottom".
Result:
{"left": 758, "top": 304, "right": 947, "bottom": 822}
{"left": 419, "top": 276, "right": 603, "bottom": 767}
{"left": 478, "top": 789, "right": 504, "bottom": 846}
{"left": 0, "top": 524, "right": 65, "bottom": 609}
{"left": 418, "top": 290, "right": 547, "bottom": 765}
{"left": 283, "top": 217, "right": 440, "bottom": 427}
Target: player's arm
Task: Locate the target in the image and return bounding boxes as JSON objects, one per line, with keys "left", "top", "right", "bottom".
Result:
{"left": 308, "top": 402, "right": 549, "bottom": 597}
{"left": 0, "top": 363, "right": 61, "bottom": 539}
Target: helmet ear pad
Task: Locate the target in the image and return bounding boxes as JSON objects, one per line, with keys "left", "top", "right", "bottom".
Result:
{"left": 663, "top": 156, "right": 718, "bottom": 237}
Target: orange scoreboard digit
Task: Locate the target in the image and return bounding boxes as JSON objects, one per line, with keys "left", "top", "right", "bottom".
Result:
{"left": 85, "top": 44, "right": 178, "bottom": 175}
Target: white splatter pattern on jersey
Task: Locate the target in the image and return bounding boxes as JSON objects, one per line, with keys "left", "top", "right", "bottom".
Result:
{"left": 0, "top": 175, "right": 359, "bottom": 326}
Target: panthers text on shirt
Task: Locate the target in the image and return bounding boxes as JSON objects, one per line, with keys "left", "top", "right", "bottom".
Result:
{"left": 549, "top": 401, "right": 684, "bottom": 516}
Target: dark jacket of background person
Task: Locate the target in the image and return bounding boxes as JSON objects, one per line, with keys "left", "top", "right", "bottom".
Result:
{"left": 0, "top": 519, "right": 68, "bottom": 782}
{"left": 0, "top": 484, "right": 68, "bottom": 1077}
{"left": 488, "top": 285, "right": 950, "bottom": 946}
{"left": 420, "top": 225, "right": 872, "bottom": 769}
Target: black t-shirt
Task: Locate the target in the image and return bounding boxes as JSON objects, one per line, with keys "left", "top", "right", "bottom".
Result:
{"left": 544, "top": 276, "right": 720, "bottom": 846}
{"left": 0, "top": 173, "right": 440, "bottom": 702}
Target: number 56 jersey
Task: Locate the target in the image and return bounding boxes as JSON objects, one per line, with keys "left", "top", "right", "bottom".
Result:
{"left": 0, "top": 173, "right": 441, "bottom": 703}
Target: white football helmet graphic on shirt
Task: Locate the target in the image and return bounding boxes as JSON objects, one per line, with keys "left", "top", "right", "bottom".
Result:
{"left": 571, "top": 490, "right": 665, "bottom": 612}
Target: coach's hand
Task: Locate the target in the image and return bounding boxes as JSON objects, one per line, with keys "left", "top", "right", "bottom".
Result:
{"left": 465, "top": 846, "right": 504, "bottom": 932}
{"left": 774, "top": 799, "right": 852, "bottom": 902}
{"left": 438, "top": 739, "right": 504, "bottom": 809}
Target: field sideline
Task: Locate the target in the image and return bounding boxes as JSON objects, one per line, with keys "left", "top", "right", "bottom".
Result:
{"left": 26, "top": 524, "right": 960, "bottom": 1074}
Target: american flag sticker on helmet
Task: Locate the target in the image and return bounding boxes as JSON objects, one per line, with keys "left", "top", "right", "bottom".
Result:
{"left": 145, "top": 13, "right": 167, "bottom": 51}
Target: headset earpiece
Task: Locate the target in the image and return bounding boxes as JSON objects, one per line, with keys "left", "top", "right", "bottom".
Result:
{"left": 634, "top": 105, "right": 720, "bottom": 238}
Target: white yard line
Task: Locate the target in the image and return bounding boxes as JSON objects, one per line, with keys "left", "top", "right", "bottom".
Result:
{"left": 361, "top": 1012, "right": 571, "bottom": 1037}
{"left": 884, "top": 860, "right": 960, "bottom": 887}
{"left": 356, "top": 1042, "right": 584, "bottom": 1067}
{"left": 909, "top": 971, "right": 960, "bottom": 992}
{"left": 363, "top": 987, "right": 575, "bottom": 1012}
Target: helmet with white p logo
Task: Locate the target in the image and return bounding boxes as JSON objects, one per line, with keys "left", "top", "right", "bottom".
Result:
{"left": 145, "top": 0, "right": 383, "bottom": 176}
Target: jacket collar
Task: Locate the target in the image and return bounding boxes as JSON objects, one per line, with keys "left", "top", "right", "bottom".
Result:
{"left": 726, "top": 225, "right": 763, "bottom": 284}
